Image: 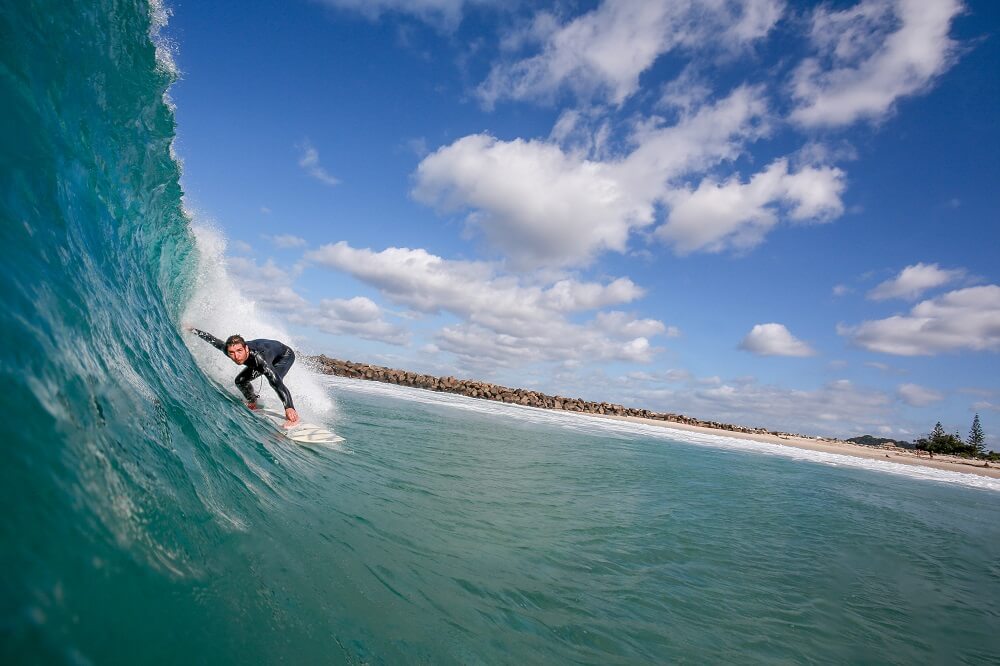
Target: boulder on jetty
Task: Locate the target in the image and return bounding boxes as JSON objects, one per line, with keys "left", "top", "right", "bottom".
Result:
{"left": 307, "top": 355, "right": 801, "bottom": 439}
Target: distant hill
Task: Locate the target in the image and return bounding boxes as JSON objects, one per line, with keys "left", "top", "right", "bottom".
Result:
{"left": 847, "top": 435, "right": 914, "bottom": 449}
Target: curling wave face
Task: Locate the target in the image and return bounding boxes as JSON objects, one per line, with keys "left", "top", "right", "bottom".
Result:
{"left": 0, "top": 1, "right": 339, "bottom": 661}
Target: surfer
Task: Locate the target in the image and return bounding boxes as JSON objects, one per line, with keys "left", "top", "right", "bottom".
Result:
{"left": 184, "top": 327, "right": 300, "bottom": 428}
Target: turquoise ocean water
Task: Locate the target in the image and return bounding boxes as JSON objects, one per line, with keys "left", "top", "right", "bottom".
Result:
{"left": 3, "top": 1, "right": 1000, "bottom": 663}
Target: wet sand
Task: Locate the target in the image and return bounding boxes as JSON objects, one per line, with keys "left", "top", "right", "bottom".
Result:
{"left": 596, "top": 413, "right": 1000, "bottom": 479}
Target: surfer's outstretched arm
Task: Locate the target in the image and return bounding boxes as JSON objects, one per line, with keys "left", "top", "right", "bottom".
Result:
{"left": 186, "top": 327, "right": 226, "bottom": 352}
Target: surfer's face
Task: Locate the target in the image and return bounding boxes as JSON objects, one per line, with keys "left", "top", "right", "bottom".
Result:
{"left": 226, "top": 343, "right": 249, "bottom": 364}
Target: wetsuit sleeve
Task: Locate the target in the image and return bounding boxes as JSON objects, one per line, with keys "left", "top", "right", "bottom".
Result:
{"left": 254, "top": 352, "right": 295, "bottom": 410}
{"left": 190, "top": 328, "right": 226, "bottom": 352}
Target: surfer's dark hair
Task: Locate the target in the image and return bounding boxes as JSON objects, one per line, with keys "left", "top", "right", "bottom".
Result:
{"left": 224, "top": 334, "right": 246, "bottom": 349}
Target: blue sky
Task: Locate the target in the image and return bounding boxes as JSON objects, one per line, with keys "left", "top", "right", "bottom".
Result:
{"left": 166, "top": 0, "right": 1000, "bottom": 440}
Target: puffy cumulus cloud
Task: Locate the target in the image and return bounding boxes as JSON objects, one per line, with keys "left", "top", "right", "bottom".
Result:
{"left": 435, "top": 321, "right": 659, "bottom": 369}
{"left": 310, "top": 297, "right": 410, "bottom": 345}
{"left": 613, "top": 84, "right": 771, "bottom": 202}
{"left": 867, "top": 262, "right": 966, "bottom": 301}
{"left": 791, "top": 0, "right": 964, "bottom": 127}
{"left": 413, "top": 86, "right": 826, "bottom": 267}
{"left": 321, "top": 296, "right": 382, "bottom": 322}
{"left": 413, "top": 134, "right": 651, "bottom": 268}
{"left": 298, "top": 141, "right": 340, "bottom": 186}
{"left": 225, "top": 256, "right": 409, "bottom": 346}
{"left": 841, "top": 285, "right": 1000, "bottom": 355}
{"left": 739, "top": 323, "right": 816, "bottom": 357}
{"left": 594, "top": 311, "right": 667, "bottom": 339}
{"left": 226, "top": 257, "right": 309, "bottom": 313}
{"left": 478, "top": 0, "right": 783, "bottom": 107}
{"left": 657, "top": 159, "right": 845, "bottom": 254}
{"left": 305, "top": 241, "right": 672, "bottom": 367}
{"left": 305, "top": 241, "right": 644, "bottom": 326}
{"left": 897, "top": 383, "right": 944, "bottom": 407}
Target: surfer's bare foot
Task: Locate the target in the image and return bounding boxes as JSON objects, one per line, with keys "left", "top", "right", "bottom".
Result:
{"left": 246, "top": 401, "right": 258, "bottom": 411}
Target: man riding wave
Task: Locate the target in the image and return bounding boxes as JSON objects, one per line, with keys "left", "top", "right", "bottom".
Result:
{"left": 185, "top": 327, "right": 300, "bottom": 428}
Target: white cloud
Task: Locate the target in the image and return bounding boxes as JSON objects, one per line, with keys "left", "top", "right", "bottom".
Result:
{"left": 833, "top": 284, "right": 851, "bottom": 296}
{"left": 739, "top": 323, "right": 816, "bottom": 357}
{"left": 791, "top": 0, "right": 964, "bottom": 127}
{"left": 656, "top": 158, "right": 845, "bottom": 254}
{"left": 298, "top": 142, "right": 340, "bottom": 186}
{"left": 613, "top": 84, "right": 771, "bottom": 202}
{"left": 264, "top": 234, "right": 307, "bottom": 249}
{"left": 226, "top": 257, "right": 309, "bottom": 313}
{"left": 478, "top": 0, "right": 783, "bottom": 107}
{"left": 313, "top": 0, "right": 474, "bottom": 29}
{"left": 842, "top": 285, "right": 1000, "bottom": 355}
{"left": 224, "top": 255, "right": 408, "bottom": 346}
{"left": 867, "top": 262, "right": 965, "bottom": 300}
{"left": 627, "top": 368, "right": 692, "bottom": 383}
{"left": 414, "top": 86, "right": 824, "bottom": 267}
{"left": 897, "top": 383, "right": 944, "bottom": 407}
{"left": 413, "top": 134, "right": 651, "bottom": 268}
{"left": 305, "top": 241, "right": 669, "bottom": 367}
{"left": 232, "top": 240, "right": 254, "bottom": 254}
{"left": 312, "top": 297, "right": 409, "bottom": 345}
{"left": 729, "top": 0, "right": 786, "bottom": 42}
{"left": 617, "top": 376, "right": 895, "bottom": 437}
{"left": 323, "top": 296, "right": 382, "bottom": 323}
{"left": 594, "top": 311, "right": 667, "bottom": 339}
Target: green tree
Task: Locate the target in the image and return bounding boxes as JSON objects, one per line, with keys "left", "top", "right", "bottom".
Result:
{"left": 969, "top": 414, "right": 985, "bottom": 455}
{"left": 915, "top": 421, "right": 975, "bottom": 456}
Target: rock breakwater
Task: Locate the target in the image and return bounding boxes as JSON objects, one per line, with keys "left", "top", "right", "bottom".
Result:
{"left": 309, "top": 355, "right": 819, "bottom": 440}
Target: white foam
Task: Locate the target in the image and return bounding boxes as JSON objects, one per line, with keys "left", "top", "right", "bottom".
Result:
{"left": 323, "top": 376, "right": 1000, "bottom": 493}
{"left": 180, "top": 223, "right": 335, "bottom": 420}
{"left": 148, "top": 0, "right": 179, "bottom": 80}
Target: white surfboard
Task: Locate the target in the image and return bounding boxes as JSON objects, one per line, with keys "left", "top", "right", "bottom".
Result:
{"left": 258, "top": 408, "right": 344, "bottom": 445}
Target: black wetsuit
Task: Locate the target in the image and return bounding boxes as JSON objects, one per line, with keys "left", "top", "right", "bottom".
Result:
{"left": 191, "top": 329, "right": 296, "bottom": 410}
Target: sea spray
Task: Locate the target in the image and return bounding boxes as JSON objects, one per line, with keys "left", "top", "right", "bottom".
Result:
{"left": 180, "top": 224, "right": 335, "bottom": 418}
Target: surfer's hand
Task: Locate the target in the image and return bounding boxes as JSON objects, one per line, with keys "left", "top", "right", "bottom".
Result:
{"left": 182, "top": 323, "right": 194, "bottom": 332}
{"left": 282, "top": 407, "right": 299, "bottom": 428}
{"left": 246, "top": 401, "right": 258, "bottom": 411}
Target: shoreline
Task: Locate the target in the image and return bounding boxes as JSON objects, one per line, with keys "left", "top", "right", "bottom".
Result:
{"left": 309, "top": 355, "right": 999, "bottom": 479}
{"left": 593, "top": 413, "right": 1000, "bottom": 479}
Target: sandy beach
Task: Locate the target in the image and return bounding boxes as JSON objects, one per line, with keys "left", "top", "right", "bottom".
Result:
{"left": 598, "top": 413, "right": 1000, "bottom": 479}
